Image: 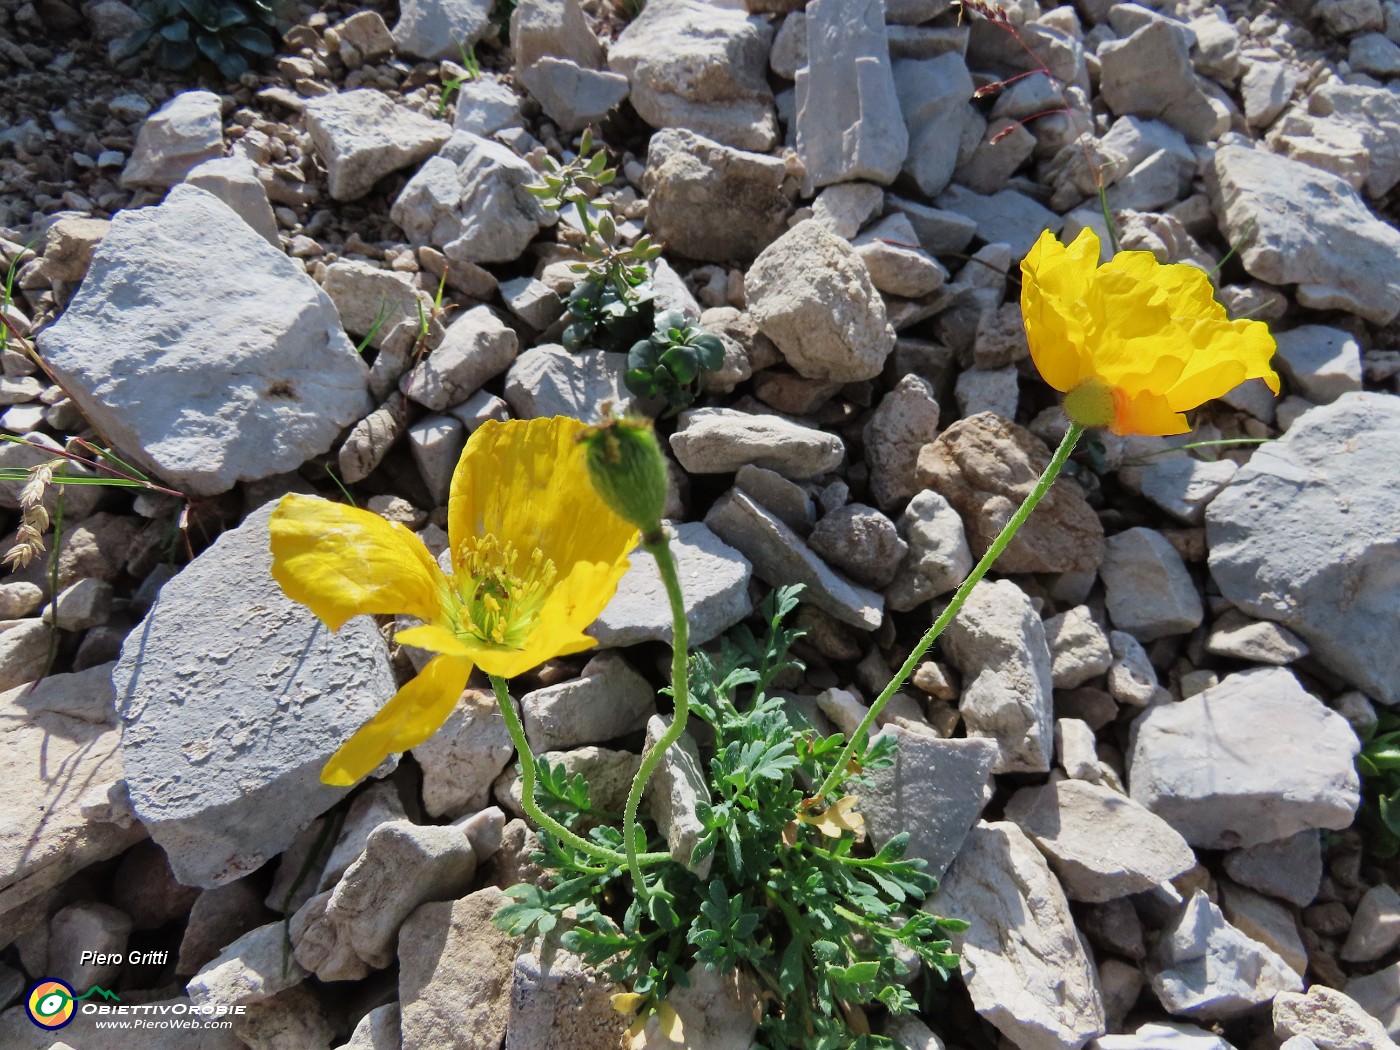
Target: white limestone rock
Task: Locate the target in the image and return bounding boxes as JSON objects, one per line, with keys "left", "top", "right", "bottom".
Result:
{"left": 37, "top": 186, "right": 371, "bottom": 497}
{"left": 503, "top": 345, "right": 639, "bottom": 421}
{"left": 927, "top": 821, "right": 1106, "bottom": 1050}
{"left": 121, "top": 89, "right": 224, "bottom": 189}
{"left": 185, "top": 154, "right": 279, "bottom": 246}
{"left": 1098, "top": 21, "right": 1229, "bottom": 142}
{"left": 885, "top": 490, "right": 973, "bottom": 612}
{"left": 1127, "top": 667, "right": 1361, "bottom": 850}
{"left": 1100, "top": 527, "right": 1203, "bottom": 642}
{"left": 392, "top": 132, "right": 555, "bottom": 266}
{"left": 1273, "top": 325, "right": 1364, "bottom": 404}
{"left": 111, "top": 500, "right": 396, "bottom": 888}
{"left": 400, "top": 305, "right": 518, "bottom": 411}
{"left": 305, "top": 90, "right": 451, "bottom": 201}
{"left": 521, "top": 652, "right": 654, "bottom": 752}
{"left": 1206, "top": 393, "right": 1400, "bottom": 702}
{"left": 863, "top": 374, "right": 941, "bottom": 511}
{"left": 413, "top": 688, "right": 515, "bottom": 820}
{"left": 393, "top": 0, "right": 493, "bottom": 59}
{"left": 670, "top": 406, "right": 844, "bottom": 479}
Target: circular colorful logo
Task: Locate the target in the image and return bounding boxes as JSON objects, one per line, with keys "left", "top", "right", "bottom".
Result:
{"left": 25, "top": 979, "right": 76, "bottom": 1029}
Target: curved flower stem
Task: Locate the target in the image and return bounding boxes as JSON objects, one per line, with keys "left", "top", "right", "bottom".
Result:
{"left": 813, "top": 422, "right": 1085, "bottom": 800}
{"left": 491, "top": 674, "right": 669, "bottom": 869}
{"left": 622, "top": 530, "right": 691, "bottom": 898}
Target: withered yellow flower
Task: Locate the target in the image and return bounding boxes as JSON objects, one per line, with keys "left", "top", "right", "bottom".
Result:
{"left": 270, "top": 416, "right": 639, "bottom": 786}
{"left": 1020, "top": 228, "right": 1279, "bottom": 436}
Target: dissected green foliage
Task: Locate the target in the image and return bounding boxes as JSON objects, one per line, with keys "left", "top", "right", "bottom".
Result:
{"left": 561, "top": 276, "right": 655, "bottom": 355}
{"left": 1359, "top": 710, "right": 1400, "bottom": 858}
{"left": 121, "top": 0, "right": 285, "bottom": 80}
{"left": 625, "top": 309, "right": 725, "bottom": 416}
{"left": 495, "top": 587, "right": 966, "bottom": 1049}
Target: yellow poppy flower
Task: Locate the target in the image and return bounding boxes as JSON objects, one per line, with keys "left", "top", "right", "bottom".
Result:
{"left": 269, "top": 416, "right": 639, "bottom": 786}
{"left": 1020, "top": 228, "right": 1279, "bottom": 436}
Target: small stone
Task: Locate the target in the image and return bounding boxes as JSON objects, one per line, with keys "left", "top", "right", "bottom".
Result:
{"left": 1341, "top": 885, "right": 1400, "bottom": 962}
{"left": 1351, "top": 31, "right": 1400, "bottom": 76}
{"left": 334, "top": 11, "right": 395, "bottom": 60}
{"left": 746, "top": 220, "right": 895, "bottom": 383}
{"left": 1273, "top": 325, "right": 1364, "bottom": 404}
{"left": 943, "top": 579, "right": 1054, "bottom": 774}
{"left": 705, "top": 489, "right": 883, "bottom": 630}
{"left": 521, "top": 652, "right": 654, "bottom": 752}
{"left": 503, "top": 346, "right": 637, "bottom": 421}
{"left": 1106, "top": 630, "right": 1171, "bottom": 707}
{"left": 644, "top": 715, "right": 709, "bottom": 875}
{"left": 935, "top": 184, "right": 1064, "bottom": 260}
{"left": 305, "top": 90, "right": 451, "bottom": 202}
{"left": 852, "top": 214, "right": 947, "bottom": 299}
{"left": 1223, "top": 831, "right": 1323, "bottom": 908}
{"left": 121, "top": 90, "right": 224, "bottom": 190}
{"left": 1100, "top": 527, "right": 1204, "bottom": 642}
{"left": 186, "top": 154, "right": 280, "bottom": 247}
{"left": 178, "top": 877, "right": 269, "bottom": 974}
{"left": 884, "top": 490, "right": 974, "bottom": 612}
{"left": 1128, "top": 668, "right": 1361, "bottom": 850}
{"left": 1241, "top": 59, "right": 1298, "bottom": 129}
{"left": 1274, "top": 985, "right": 1399, "bottom": 1050}
{"left": 414, "top": 689, "right": 514, "bottom": 820}
{"left": 392, "top": 132, "right": 554, "bottom": 266}
{"left": 41, "top": 577, "right": 112, "bottom": 631}
{"left": 927, "top": 821, "right": 1106, "bottom": 1050}
{"left": 893, "top": 51, "right": 974, "bottom": 197}
{"left": 393, "top": 0, "right": 492, "bottom": 59}
{"left": 451, "top": 74, "right": 521, "bottom": 136}
{"left": 1094, "top": 1021, "right": 1238, "bottom": 1049}
{"left": 794, "top": 0, "right": 907, "bottom": 190}
{"left": 863, "top": 373, "right": 941, "bottom": 510}
{"left": 1056, "top": 717, "right": 1101, "bottom": 781}
{"left": 670, "top": 406, "right": 844, "bottom": 479}
{"left": 734, "top": 464, "right": 814, "bottom": 534}
{"left": 0, "top": 581, "right": 42, "bottom": 619}
{"left": 807, "top": 504, "right": 907, "bottom": 589}
{"left": 402, "top": 306, "right": 518, "bottom": 411}
{"left": 342, "top": 1003, "right": 400, "bottom": 1050}
{"left": 1098, "top": 22, "right": 1228, "bottom": 142}
{"left": 1118, "top": 454, "right": 1238, "bottom": 525}
{"left": 522, "top": 57, "right": 630, "bottom": 132}
{"left": 1044, "top": 606, "right": 1113, "bottom": 689}
{"left": 591, "top": 521, "right": 752, "bottom": 648}
{"left": 407, "top": 414, "right": 465, "bottom": 506}
{"left": 1149, "top": 889, "right": 1302, "bottom": 1019}
{"left": 1206, "top": 609, "right": 1309, "bottom": 665}
{"left": 0, "top": 619, "right": 55, "bottom": 691}
{"left": 917, "top": 413, "right": 1105, "bottom": 574}
{"left": 48, "top": 902, "right": 131, "bottom": 989}
{"left": 187, "top": 922, "right": 307, "bottom": 1009}
{"left": 809, "top": 182, "right": 884, "bottom": 239}
{"left": 863, "top": 725, "right": 997, "bottom": 880}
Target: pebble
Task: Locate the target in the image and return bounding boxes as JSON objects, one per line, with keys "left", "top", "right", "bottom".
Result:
{"left": 1223, "top": 830, "right": 1324, "bottom": 908}
{"left": 1206, "top": 609, "right": 1309, "bottom": 665}
{"left": 807, "top": 503, "right": 908, "bottom": 589}
{"left": 862, "top": 373, "right": 941, "bottom": 511}
{"left": 1273, "top": 325, "right": 1364, "bottom": 404}
{"left": 1100, "top": 527, "right": 1204, "bottom": 641}
{"left": 671, "top": 407, "right": 843, "bottom": 479}
{"left": 1340, "top": 884, "right": 1400, "bottom": 962}
{"left": 1274, "top": 985, "right": 1399, "bottom": 1050}
{"left": 392, "top": 0, "right": 492, "bottom": 59}
{"left": 1044, "top": 605, "right": 1114, "bottom": 689}
{"left": 521, "top": 652, "right": 654, "bottom": 752}
{"left": 120, "top": 89, "right": 224, "bottom": 190}
{"left": 413, "top": 689, "right": 515, "bottom": 820}
{"left": 892, "top": 51, "right": 973, "bottom": 197}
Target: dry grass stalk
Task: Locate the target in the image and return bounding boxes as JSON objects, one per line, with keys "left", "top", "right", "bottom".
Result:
{"left": 3, "top": 460, "right": 61, "bottom": 570}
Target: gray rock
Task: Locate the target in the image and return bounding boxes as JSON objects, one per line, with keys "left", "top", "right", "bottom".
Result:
{"left": 1044, "top": 605, "right": 1113, "bottom": 689}
{"left": 496, "top": 746, "right": 642, "bottom": 822}
{"left": 1100, "top": 527, "right": 1203, "bottom": 641}
{"left": 1205, "top": 609, "right": 1309, "bottom": 666}
{"left": 1274, "top": 985, "right": 1399, "bottom": 1050}
{"left": 187, "top": 922, "right": 307, "bottom": 1009}
{"left": 643, "top": 128, "right": 791, "bottom": 263}
{"left": 401, "top": 306, "right": 518, "bottom": 411}
{"left": 1128, "top": 668, "right": 1361, "bottom": 850}
{"left": 644, "top": 715, "right": 709, "bottom": 875}
{"left": 1273, "top": 325, "right": 1363, "bottom": 404}
{"left": 1241, "top": 59, "right": 1298, "bottom": 129}
{"left": 112, "top": 500, "right": 396, "bottom": 888}
{"left": 1218, "top": 880, "right": 1307, "bottom": 979}
{"left": 943, "top": 579, "right": 1054, "bottom": 774}
{"left": 511, "top": 0, "right": 603, "bottom": 77}
{"left": 1148, "top": 890, "right": 1302, "bottom": 1020}
{"left": 1207, "top": 394, "right": 1400, "bottom": 702}
{"left": 1106, "top": 630, "right": 1171, "bottom": 708}
{"left": 322, "top": 259, "right": 435, "bottom": 360}
{"left": 892, "top": 52, "right": 973, "bottom": 197}
{"left": 392, "top": 132, "right": 554, "bottom": 266}
{"left": 670, "top": 406, "right": 844, "bottom": 479}
{"left": 1348, "top": 963, "right": 1400, "bottom": 1042}
{"left": 927, "top": 821, "right": 1106, "bottom": 1050}
{"left": 333, "top": 10, "right": 395, "bottom": 61}
{"left": 1319, "top": 0, "right": 1385, "bottom": 34}
{"left": 954, "top": 364, "right": 1018, "bottom": 421}
{"left": 795, "top": 0, "right": 907, "bottom": 191}
{"left": 1341, "top": 884, "right": 1400, "bottom": 963}
{"left": 293, "top": 820, "right": 477, "bottom": 980}
{"left": 505, "top": 943, "right": 621, "bottom": 1050}
{"left": 734, "top": 465, "right": 814, "bottom": 534}
{"left": 0, "top": 620, "right": 54, "bottom": 690}
{"left": 863, "top": 374, "right": 941, "bottom": 511}
{"left": 1222, "top": 831, "right": 1322, "bottom": 908}
{"left": 305, "top": 90, "right": 451, "bottom": 201}
{"left": 178, "top": 877, "right": 267, "bottom": 974}
{"left": 521, "top": 57, "right": 629, "bottom": 133}
{"left": 341, "top": 1003, "right": 400, "bottom": 1050}
{"left": 631, "top": 965, "right": 760, "bottom": 1049}
{"left": 451, "top": 74, "right": 521, "bottom": 136}
{"left": 392, "top": 0, "right": 492, "bottom": 59}
{"left": 521, "top": 652, "right": 654, "bottom": 752}
{"left": 185, "top": 154, "right": 279, "bottom": 247}
{"left": 398, "top": 888, "right": 519, "bottom": 1050}
{"left": 1056, "top": 717, "right": 1102, "bottom": 781}
{"left": 43, "top": 577, "right": 113, "bottom": 631}
{"left": 1005, "top": 779, "right": 1196, "bottom": 902}
{"left": 591, "top": 521, "right": 752, "bottom": 648}
{"left": 608, "top": 0, "right": 777, "bottom": 151}
{"left": 499, "top": 276, "right": 562, "bottom": 330}
{"left": 808, "top": 181, "right": 883, "bottom": 238}
{"left": 705, "top": 489, "right": 883, "bottom": 630}
{"left": 916, "top": 413, "right": 1105, "bottom": 574}
{"left": 1093, "top": 1021, "right": 1241, "bottom": 1049}
{"left": 38, "top": 186, "right": 371, "bottom": 497}
{"left": 414, "top": 689, "right": 515, "bottom": 820}
{"left": 1270, "top": 81, "right": 1400, "bottom": 199}
{"left": 935, "top": 184, "right": 1063, "bottom": 260}
{"left": 503, "top": 346, "right": 636, "bottom": 421}
{"left": 853, "top": 214, "right": 947, "bottom": 298}
{"left": 48, "top": 902, "right": 131, "bottom": 990}
{"left": 808, "top": 504, "right": 907, "bottom": 589}
{"left": 746, "top": 220, "right": 895, "bottom": 382}
{"left": 1207, "top": 145, "right": 1400, "bottom": 324}
{"left": 1351, "top": 31, "right": 1400, "bottom": 76}
{"left": 0, "top": 581, "right": 42, "bottom": 620}
{"left": 863, "top": 726, "right": 997, "bottom": 880}
{"left": 1099, "top": 21, "right": 1228, "bottom": 142}
{"left": 886, "top": 194, "right": 978, "bottom": 253}
{"left": 407, "top": 414, "right": 465, "bottom": 505}
{"left": 121, "top": 89, "right": 224, "bottom": 189}
{"left": 1118, "top": 453, "right": 1238, "bottom": 525}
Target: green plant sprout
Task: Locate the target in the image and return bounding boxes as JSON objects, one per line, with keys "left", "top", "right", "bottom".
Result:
{"left": 625, "top": 309, "right": 726, "bottom": 415}
{"left": 119, "top": 0, "right": 285, "bottom": 80}
{"left": 1359, "top": 710, "right": 1400, "bottom": 858}
{"left": 436, "top": 43, "right": 481, "bottom": 119}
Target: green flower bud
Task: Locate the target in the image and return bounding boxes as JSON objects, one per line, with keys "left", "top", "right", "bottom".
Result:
{"left": 579, "top": 416, "right": 669, "bottom": 542}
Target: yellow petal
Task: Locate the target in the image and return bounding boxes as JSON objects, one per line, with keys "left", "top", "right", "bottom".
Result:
{"left": 321, "top": 654, "right": 472, "bottom": 786}
{"left": 448, "top": 416, "right": 639, "bottom": 581}
{"left": 611, "top": 993, "right": 645, "bottom": 1015}
{"left": 1112, "top": 388, "right": 1189, "bottom": 437}
{"left": 395, "top": 623, "right": 474, "bottom": 657}
{"left": 656, "top": 1002, "right": 685, "bottom": 1044}
{"left": 271, "top": 494, "right": 449, "bottom": 631}
{"left": 1020, "top": 228, "right": 1098, "bottom": 392}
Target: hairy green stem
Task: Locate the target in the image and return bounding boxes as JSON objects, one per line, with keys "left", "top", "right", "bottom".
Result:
{"left": 492, "top": 675, "right": 637, "bottom": 867}
{"left": 622, "top": 531, "right": 691, "bottom": 897}
{"left": 814, "top": 423, "right": 1085, "bottom": 800}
